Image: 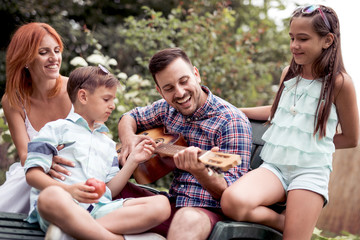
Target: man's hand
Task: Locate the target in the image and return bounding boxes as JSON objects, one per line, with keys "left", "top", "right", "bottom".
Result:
{"left": 48, "top": 145, "right": 75, "bottom": 181}
{"left": 118, "top": 134, "right": 152, "bottom": 166}
{"left": 173, "top": 146, "right": 207, "bottom": 174}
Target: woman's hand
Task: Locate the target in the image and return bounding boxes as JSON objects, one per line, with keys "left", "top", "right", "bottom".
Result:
{"left": 48, "top": 145, "right": 75, "bottom": 181}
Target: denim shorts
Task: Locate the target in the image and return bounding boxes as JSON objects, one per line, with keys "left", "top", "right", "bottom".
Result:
{"left": 38, "top": 198, "right": 126, "bottom": 232}
{"left": 260, "top": 162, "right": 331, "bottom": 205}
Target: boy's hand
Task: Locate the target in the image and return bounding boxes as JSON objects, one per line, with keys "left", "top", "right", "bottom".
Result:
{"left": 49, "top": 144, "right": 75, "bottom": 181}
{"left": 127, "top": 139, "right": 156, "bottom": 165}
{"left": 118, "top": 134, "right": 152, "bottom": 166}
{"left": 66, "top": 183, "right": 100, "bottom": 204}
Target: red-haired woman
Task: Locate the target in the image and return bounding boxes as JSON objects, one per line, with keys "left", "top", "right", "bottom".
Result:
{"left": 0, "top": 22, "right": 73, "bottom": 214}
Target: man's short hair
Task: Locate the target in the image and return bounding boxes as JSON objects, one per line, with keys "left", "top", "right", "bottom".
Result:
{"left": 148, "top": 48, "right": 193, "bottom": 85}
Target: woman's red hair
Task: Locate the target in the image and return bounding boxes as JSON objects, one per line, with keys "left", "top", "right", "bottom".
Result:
{"left": 5, "top": 22, "right": 64, "bottom": 110}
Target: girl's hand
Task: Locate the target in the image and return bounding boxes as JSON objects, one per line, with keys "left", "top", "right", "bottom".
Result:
{"left": 48, "top": 144, "right": 75, "bottom": 181}
{"left": 65, "top": 183, "right": 100, "bottom": 204}
{"left": 127, "top": 139, "right": 156, "bottom": 165}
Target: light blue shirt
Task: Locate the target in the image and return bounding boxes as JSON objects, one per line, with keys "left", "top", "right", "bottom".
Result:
{"left": 24, "top": 111, "right": 119, "bottom": 223}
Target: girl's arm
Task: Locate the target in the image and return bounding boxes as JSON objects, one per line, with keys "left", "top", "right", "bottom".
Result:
{"left": 239, "top": 106, "right": 272, "bottom": 121}
{"left": 333, "top": 73, "right": 359, "bottom": 148}
{"left": 1, "top": 95, "right": 30, "bottom": 165}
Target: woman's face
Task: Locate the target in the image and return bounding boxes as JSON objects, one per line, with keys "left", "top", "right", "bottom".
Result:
{"left": 27, "top": 33, "right": 62, "bottom": 82}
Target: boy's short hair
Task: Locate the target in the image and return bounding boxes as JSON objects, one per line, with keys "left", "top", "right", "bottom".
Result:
{"left": 67, "top": 66, "right": 119, "bottom": 103}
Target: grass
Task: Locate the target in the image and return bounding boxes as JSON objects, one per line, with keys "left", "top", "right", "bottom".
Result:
{"left": 312, "top": 228, "right": 360, "bottom": 240}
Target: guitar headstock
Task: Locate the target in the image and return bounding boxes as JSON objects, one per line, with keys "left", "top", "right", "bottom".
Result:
{"left": 199, "top": 151, "right": 241, "bottom": 174}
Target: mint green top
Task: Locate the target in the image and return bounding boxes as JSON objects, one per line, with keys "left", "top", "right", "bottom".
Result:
{"left": 260, "top": 76, "right": 338, "bottom": 170}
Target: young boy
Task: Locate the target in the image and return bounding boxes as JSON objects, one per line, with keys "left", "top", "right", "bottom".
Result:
{"left": 24, "top": 65, "right": 170, "bottom": 240}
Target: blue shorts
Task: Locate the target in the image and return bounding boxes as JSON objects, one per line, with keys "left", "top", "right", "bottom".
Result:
{"left": 260, "top": 162, "right": 331, "bottom": 205}
{"left": 38, "top": 198, "right": 126, "bottom": 232}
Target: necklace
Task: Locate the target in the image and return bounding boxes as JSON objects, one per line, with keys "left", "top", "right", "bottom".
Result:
{"left": 289, "top": 78, "right": 315, "bottom": 116}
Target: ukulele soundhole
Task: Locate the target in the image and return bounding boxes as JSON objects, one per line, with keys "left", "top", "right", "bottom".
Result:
{"left": 154, "top": 138, "right": 165, "bottom": 144}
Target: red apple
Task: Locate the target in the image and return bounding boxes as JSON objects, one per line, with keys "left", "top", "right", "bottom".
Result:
{"left": 85, "top": 178, "right": 106, "bottom": 198}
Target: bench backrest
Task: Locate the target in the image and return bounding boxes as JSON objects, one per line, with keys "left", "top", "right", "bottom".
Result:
{"left": 249, "top": 119, "right": 269, "bottom": 170}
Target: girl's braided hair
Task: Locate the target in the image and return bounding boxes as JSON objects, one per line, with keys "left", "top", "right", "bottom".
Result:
{"left": 270, "top": 5, "right": 346, "bottom": 138}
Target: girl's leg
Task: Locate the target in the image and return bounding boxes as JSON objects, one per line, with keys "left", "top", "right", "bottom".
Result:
{"left": 221, "top": 167, "right": 286, "bottom": 231}
{"left": 38, "top": 186, "right": 123, "bottom": 240}
{"left": 96, "top": 195, "right": 171, "bottom": 235}
{"left": 283, "top": 189, "right": 324, "bottom": 240}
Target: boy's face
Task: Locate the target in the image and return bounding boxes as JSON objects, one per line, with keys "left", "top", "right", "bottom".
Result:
{"left": 83, "top": 85, "right": 117, "bottom": 124}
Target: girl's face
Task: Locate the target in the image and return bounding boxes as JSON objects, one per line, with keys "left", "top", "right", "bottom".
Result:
{"left": 289, "top": 17, "right": 328, "bottom": 70}
{"left": 28, "top": 33, "right": 62, "bottom": 82}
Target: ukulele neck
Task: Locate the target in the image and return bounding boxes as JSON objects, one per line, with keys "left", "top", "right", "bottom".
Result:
{"left": 155, "top": 144, "right": 206, "bottom": 158}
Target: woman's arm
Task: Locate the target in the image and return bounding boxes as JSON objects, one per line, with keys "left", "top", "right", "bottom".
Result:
{"left": 2, "top": 94, "right": 74, "bottom": 178}
{"left": 1, "top": 95, "right": 29, "bottom": 166}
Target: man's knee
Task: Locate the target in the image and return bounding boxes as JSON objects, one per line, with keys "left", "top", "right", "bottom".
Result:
{"left": 173, "top": 207, "right": 210, "bottom": 226}
{"left": 168, "top": 207, "right": 212, "bottom": 239}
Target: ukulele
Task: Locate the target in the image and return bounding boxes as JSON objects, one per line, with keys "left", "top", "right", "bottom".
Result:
{"left": 117, "top": 127, "right": 241, "bottom": 184}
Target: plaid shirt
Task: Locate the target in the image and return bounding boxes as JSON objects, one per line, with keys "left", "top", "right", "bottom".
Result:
{"left": 126, "top": 86, "right": 252, "bottom": 208}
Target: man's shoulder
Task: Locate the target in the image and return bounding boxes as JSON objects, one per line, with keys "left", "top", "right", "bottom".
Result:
{"left": 212, "top": 96, "right": 247, "bottom": 120}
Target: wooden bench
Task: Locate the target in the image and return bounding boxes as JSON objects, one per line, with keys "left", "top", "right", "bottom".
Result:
{"left": 0, "top": 119, "right": 283, "bottom": 239}
{"left": 0, "top": 212, "right": 44, "bottom": 239}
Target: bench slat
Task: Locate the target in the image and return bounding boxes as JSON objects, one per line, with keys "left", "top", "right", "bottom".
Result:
{"left": 0, "top": 232, "right": 44, "bottom": 240}
{"left": 0, "top": 227, "right": 44, "bottom": 236}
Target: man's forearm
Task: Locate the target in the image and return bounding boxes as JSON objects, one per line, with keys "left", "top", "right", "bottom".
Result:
{"left": 118, "top": 115, "right": 137, "bottom": 142}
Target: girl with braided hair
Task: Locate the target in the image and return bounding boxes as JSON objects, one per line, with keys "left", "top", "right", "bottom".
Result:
{"left": 221, "top": 5, "right": 359, "bottom": 240}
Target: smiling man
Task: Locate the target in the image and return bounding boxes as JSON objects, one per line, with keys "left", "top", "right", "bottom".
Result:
{"left": 117, "top": 47, "right": 252, "bottom": 240}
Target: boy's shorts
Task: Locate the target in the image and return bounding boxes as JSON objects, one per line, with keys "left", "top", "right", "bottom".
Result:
{"left": 38, "top": 198, "right": 126, "bottom": 232}
{"left": 260, "top": 162, "right": 331, "bottom": 205}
